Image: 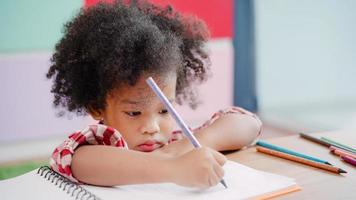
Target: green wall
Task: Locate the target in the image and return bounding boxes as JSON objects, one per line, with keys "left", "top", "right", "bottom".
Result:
{"left": 0, "top": 0, "right": 82, "bottom": 53}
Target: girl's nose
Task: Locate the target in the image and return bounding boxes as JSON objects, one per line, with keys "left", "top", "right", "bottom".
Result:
{"left": 140, "top": 118, "right": 160, "bottom": 135}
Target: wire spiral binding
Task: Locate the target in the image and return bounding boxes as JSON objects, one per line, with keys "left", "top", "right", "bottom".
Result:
{"left": 37, "top": 166, "right": 101, "bottom": 200}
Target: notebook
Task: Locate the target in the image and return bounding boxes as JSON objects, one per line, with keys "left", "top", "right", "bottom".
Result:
{"left": 0, "top": 161, "right": 300, "bottom": 200}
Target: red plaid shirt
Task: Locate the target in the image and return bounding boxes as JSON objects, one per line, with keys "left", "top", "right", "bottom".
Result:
{"left": 50, "top": 106, "right": 262, "bottom": 182}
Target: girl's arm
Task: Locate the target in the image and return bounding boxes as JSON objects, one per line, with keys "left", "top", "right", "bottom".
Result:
{"left": 71, "top": 145, "right": 172, "bottom": 186}
{"left": 200, "top": 113, "right": 261, "bottom": 151}
{"left": 155, "top": 112, "right": 261, "bottom": 157}
{"left": 71, "top": 145, "right": 226, "bottom": 187}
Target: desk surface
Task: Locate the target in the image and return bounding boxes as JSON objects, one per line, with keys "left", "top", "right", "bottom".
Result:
{"left": 227, "top": 130, "right": 356, "bottom": 200}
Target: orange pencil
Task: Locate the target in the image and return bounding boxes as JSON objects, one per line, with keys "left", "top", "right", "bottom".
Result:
{"left": 330, "top": 146, "right": 356, "bottom": 159}
{"left": 256, "top": 146, "right": 347, "bottom": 174}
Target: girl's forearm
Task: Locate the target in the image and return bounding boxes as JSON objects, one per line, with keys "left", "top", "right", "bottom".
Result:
{"left": 155, "top": 113, "right": 261, "bottom": 156}
{"left": 71, "top": 145, "right": 172, "bottom": 186}
{"left": 198, "top": 113, "right": 261, "bottom": 151}
{"left": 72, "top": 145, "right": 228, "bottom": 188}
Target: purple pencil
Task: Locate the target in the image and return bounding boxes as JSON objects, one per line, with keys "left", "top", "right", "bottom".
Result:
{"left": 341, "top": 155, "right": 356, "bottom": 167}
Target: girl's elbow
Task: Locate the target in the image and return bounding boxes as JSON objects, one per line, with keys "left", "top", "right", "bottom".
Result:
{"left": 231, "top": 114, "right": 262, "bottom": 149}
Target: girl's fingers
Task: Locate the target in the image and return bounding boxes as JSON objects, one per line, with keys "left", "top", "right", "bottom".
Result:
{"left": 211, "top": 150, "right": 227, "bottom": 166}
{"left": 208, "top": 166, "right": 220, "bottom": 187}
{"left": 213, "top": 162, "right": 225, "bottom": 180}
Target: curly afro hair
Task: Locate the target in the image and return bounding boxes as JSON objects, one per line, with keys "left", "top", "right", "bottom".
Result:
{"left": 47, "top": 0, "right": 211, "bottom": 116}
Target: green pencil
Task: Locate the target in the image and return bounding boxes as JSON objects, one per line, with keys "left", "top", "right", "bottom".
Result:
{"left": 320, "top": 137, "right": 356, "bottom": 154}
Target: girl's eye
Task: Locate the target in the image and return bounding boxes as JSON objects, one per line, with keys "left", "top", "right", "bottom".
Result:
{"left": 125, "top": 111, "right": 141, "bottom": 116}
{"left": 159, "top": 109, "right": 168, "bottom": 114}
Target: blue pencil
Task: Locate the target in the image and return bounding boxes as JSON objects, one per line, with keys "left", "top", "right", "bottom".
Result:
{"left": 146, "top": 77, "right": 228, "bottom": 188}
{"left": 256, "top": 140, "right": 332, "bottom": 165}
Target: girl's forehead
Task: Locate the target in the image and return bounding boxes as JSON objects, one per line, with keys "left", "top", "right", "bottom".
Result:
{"left": 110, "top": 74, "right": 177, "bottom": 102}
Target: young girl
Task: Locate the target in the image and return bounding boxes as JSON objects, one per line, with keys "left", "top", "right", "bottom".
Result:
{"left": 47, "top": 1, "right": 262, "bottom": 189}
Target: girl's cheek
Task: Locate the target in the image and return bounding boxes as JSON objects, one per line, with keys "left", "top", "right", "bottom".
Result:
{"left": 168, "top": 117, "right": 176, "bottom": 130}
{"left": 161, "top": 118, "right": 175, "bottom": 134}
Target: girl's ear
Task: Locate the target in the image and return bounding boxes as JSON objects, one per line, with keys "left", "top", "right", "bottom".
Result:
{"left": 87, "top": 106, "right": 103, "bottom": 121}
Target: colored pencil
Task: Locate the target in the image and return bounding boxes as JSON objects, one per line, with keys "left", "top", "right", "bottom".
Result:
{"left": 146, "top": 77, "right": 228, "bottom": 188}
{"left": 320, "top": 137, "right": 356, "bottom": 154}
{"left": 330, "top": 146, "right": 356, "bottom": 159}
{"left": 256, "top": 146, "right": 347, "bottom": 174}
{"left": 299, "top": 133, "right": 330, "bottom": 147}
{"left": 341, "top": 155, "right": 356, "bottom": 167}
{"left": 300, "top": 133, "right": 356, "bottom": 154}
{"left": 256, "top": 140, "right": 332, "bottom": 165}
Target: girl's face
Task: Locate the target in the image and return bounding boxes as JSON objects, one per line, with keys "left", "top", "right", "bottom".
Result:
{"left": 98, "top": 74, "right": 176, "bottom": 152}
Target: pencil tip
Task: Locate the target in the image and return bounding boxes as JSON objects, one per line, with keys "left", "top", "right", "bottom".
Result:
{"left": 339, "top": 169, "right": 347, "bottom": 174}
{"left": 325, "top": 162, "right": 333, "bottom": 165}
{"left": 220, "top": 179, "right": 228, "bottom": 188}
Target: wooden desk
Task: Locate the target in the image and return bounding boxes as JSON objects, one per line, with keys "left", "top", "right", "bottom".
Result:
{"left": 227, "top": 130, "right": 356, "bottom": 199}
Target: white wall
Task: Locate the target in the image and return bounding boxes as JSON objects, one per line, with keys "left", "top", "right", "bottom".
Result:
{"left": 254, "top": 0, "right": 356, "bottom": 131}
{"left": 0, "top": 53, "right": 94, "bottom": 142}
{"left": 255, "top": 0, "right": 356, "bottom": 107}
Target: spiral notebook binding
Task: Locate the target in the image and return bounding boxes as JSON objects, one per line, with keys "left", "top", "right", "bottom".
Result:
{"left": 37, "top": 166, "right": 100, "bottom": 200}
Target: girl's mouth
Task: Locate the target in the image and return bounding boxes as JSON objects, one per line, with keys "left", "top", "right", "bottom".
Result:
{"left": 137, "top": 140, "right": 163, "bottom": 152}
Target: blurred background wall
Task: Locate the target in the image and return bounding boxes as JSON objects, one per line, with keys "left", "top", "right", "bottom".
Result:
{"left": 0, "top": 0, "right": 234, "bottom": 145}
{"left": 255, "top": 0, "right": 356, "bottom": 131}
{"left": 0, "top": 0, "right": 86, "bottom": 163}
{"left": 0, "top": 0, "right": 89, "bottom": 142}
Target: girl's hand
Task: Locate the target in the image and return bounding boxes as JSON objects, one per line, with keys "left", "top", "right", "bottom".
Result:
{"left": 168, "top": 147, "right": 227, "bottom": 188}
{"left": 151, "top": 143, "right": 185, "bottom": 158}
{"left": 152, "top": 132, "right": 211, "bottom": 158}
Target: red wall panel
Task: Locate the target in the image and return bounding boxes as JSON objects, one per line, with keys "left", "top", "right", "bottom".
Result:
{"left": 84, "top": 0, "right": 232, "bottom": 38}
